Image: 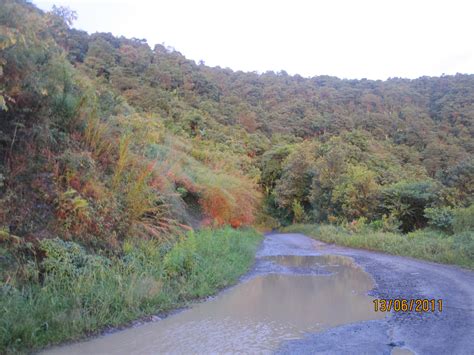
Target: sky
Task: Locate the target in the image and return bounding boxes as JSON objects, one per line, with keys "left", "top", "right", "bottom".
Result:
{"left": 34, "top": 0, "right": 474, "bottom": 80}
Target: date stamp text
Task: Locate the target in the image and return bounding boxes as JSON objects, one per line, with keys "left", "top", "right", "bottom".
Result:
{"left": 373, "top": 299, "right": 443, "bottom": 313}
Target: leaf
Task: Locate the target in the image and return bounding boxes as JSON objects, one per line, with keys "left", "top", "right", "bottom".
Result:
{"left": 0, "top": 95, "right": 7, "bottom": 111}
{"left": 72, "top": 196, "right": 88, "bottom": 211}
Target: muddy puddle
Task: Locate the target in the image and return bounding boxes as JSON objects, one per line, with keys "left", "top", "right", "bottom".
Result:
{"left": 46, "top": 255, "right": 385, "bottom": 354}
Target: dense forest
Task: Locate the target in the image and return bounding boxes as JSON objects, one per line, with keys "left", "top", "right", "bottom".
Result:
{"left": 0, "top": 1, "right": 473, "bottom": 352}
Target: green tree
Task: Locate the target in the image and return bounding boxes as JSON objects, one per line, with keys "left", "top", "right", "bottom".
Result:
{"left": 274, "top": 142, "right": 316, "bottom": 209}
{"left": 259, "top": 144, "right": 293, "bottom": 190}
{"left": 381, "top": 181, "right": 440, "bottom": 232}
{"left": 332, "top": 165, "right": 380, "bottom": 220}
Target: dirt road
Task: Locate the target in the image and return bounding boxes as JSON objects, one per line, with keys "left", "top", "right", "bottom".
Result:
{"left": 267, "top": 233, "right": 474, "bottom": 355}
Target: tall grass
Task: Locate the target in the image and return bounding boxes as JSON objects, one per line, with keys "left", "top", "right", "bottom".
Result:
{"left": 83, "top": 115, "right": 112, "bottom": 160}
{"left": 282, "top": 224, "right": 474, "bottom": 269}
{"left": 112, "top": 133, "right": 131, "bottom": 190}
{"left": 105, "top": 114, "right": 262, "bottom": 229}
{"left": 0, "top": 228, "right": 262, "bottom": 354}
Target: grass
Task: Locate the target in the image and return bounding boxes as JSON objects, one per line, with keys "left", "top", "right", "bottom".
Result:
{"left": 282, "top": 224, "right": 474, "bottom": 269}
{"left": 0, "top": 227, "right": 262, "bottom": 354}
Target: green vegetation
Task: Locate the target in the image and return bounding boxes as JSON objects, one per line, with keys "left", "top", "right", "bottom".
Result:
{"left": 1, "top": 1, "right": 472, "bottom": 239}
{"left": 282, "top": 222, "right": 474, "bottom": 269}
{"left": 0, "top": 1, "right": 473, "bottom": 353}
{"left": 1, "top": 227, "right": 261, "bottom": 353}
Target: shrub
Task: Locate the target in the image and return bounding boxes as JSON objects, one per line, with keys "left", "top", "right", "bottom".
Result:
{"left": 200, "top": 178, "right": 260, "bottom": 228}
{"left": 452, "top": 204, "right": 474, "bottom": 233}
{"left": 453, "top": 231, "right": 474, "bottom": 260}
{"left": 163, "top": 232, "right": 199, "bottom": 280}
{"left": 292, "top": 199, "right": 305, "bottom": 223}
{"left": 380, "top": 214, "right": 402, "bottom": 233}
{"left": 381, "top": 180, "right": 440, "bottom": 232}
{"left": 346, "top": 217, "right": 368, "bottom": 233}
{"left": 58, "top": 150, "right": 96, "bottom": 179}
{"left": 55, "top": 188, "right": 91, "bottom": 235}
{"left": 369, "top": 219, "right": 383, "bottom": 231}
{"left": 332, "top": 165, "right": 380, "bottom": 220}
{"left": 369, "top": 214, "right": 401, "bottom": 233}
{"left": 424, "top": 207, "right": 454, "bottom": 232}
{"left": 40, "top": 238, "right": 109, "bottom": 278}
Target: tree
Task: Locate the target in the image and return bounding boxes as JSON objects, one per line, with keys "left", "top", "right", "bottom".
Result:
{"left": 274, "top": 142, "right": 316, "bottom": 210}
{"left": 332, "top": 165, "right": 380, "bottom": 220}
{"left": 259, "top": 145, "right": 293, "bottom": 190}
{"left": 442, "top": 159, "right": 474, "bottom": 205}
{"left": 46, "top": 6, "right": 77, "bottom": 50}
{"left": 381, "top": 181, "right": 441, "bottom": 232}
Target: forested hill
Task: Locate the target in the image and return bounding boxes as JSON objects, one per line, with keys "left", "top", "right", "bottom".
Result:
{"left": 1, "top": 0, "right": 473, "bottom": 247}
{"left": 73, "top": 30, "right": 474, "bottom": 153}
{"left": 63, "top": 19, "right": 473, "bottom": 178}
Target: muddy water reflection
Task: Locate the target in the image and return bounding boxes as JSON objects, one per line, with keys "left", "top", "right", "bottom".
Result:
{"left": 47, "top": 255, "right": 385, "bottom": 354}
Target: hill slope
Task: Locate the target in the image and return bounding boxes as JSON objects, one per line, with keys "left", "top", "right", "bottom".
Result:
{"left": 1, "top": 0, "right": 473, "bottom": 243}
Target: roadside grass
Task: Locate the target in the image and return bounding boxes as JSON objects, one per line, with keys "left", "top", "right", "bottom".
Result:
{"left": 0, "top": 227, "right": 262, "bottom": 354}
{"left": 282, "top": 224, "right": 474, "bottom": 269}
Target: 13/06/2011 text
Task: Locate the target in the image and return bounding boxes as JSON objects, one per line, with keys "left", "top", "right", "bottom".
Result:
{"left": 373, "top": 299, "right": 443, "bottom": 313}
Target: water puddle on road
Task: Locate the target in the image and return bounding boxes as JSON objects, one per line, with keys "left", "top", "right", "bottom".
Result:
{"left": 46, "top": 255, "right": 385, "bottom": 354}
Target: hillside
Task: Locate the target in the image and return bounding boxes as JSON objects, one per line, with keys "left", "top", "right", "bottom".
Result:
{"left": 0, "top": 1, "right": 473, "bottom": 352}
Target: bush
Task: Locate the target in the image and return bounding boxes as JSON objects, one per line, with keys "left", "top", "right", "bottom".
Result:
{"left": 163, "top": 233, "right": 199, "bottom": 280}
{"left": 40, "top": 238, "right": 109, "bottom": 278}
{"left": 369, "top": 214, "right": 401, "bottom": 233}
{"left": 346, "top": 217, "right": 368, "bottom": 233}
{"left": 452, "top": 205, "right": 474, "bottom": 234}
{"left": 381, "top": 180, "right": 440, "bottom": 232}
{"left": 164, "top": 227, "right": 261, "bottom": 297}
{"left": 292, "top": 199, "right": 305, "bottom": 223}
{"left": 453, "top": 231, "right": 474, "bottom": 260}
{"left": 424, "top": 207, "right": 454, "bottom": 232}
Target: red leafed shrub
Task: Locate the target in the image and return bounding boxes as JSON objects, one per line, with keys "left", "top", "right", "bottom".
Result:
{"left": 200, "top": 181, "right": 260, "bottom": 228}
{"left": 200, "top": 186, "right": 233, "bottom": 226}
{"left": 230, "top": 191, "right": 259, "bottom": 227}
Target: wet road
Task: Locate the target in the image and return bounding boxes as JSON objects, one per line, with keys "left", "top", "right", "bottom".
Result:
{"left": 265, "top": 233, "right": 474, "bottom": 355}
{"left": 45, "top": 233, "right": 474, "bottom": 355}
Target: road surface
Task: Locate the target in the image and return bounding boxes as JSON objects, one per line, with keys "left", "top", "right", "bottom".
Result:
{"left": 266, "top": 233, "right": 474, "bottom": 354}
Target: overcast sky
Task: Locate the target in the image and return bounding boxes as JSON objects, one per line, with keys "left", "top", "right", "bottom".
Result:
{"left": 34, "top": 0, "right": 474, "bottom": 80}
